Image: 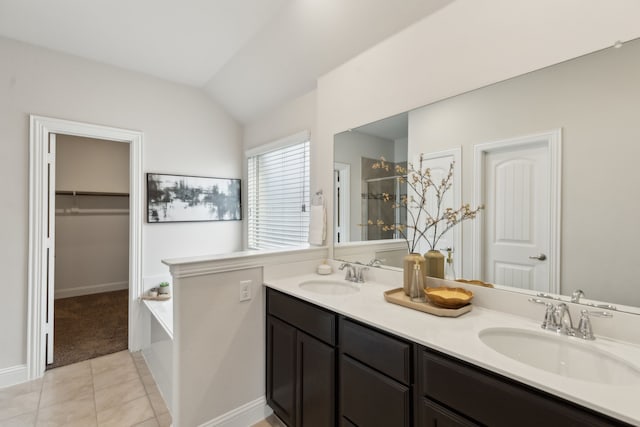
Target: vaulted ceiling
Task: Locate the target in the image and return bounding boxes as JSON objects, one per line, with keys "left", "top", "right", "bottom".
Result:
{"left": 0, "top": 0, "right": 453, "bottom": 123}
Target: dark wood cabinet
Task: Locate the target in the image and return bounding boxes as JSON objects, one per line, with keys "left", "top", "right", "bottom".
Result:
{"left": 298, "top": 332, "right": 335, "bottom": 427}
{"left": 266, "top": 289, "right": 337, "bottom": 427}
{"left": 266, "top": 287, "right": 632, "bottom": 427}
{"left": 419, "top": 398, "right": 478, "bottom": 427}
{"left": 267, "top": 316, "right": 297, "bottom": 427}
{"left": 416, "top": 346, "right": 632, "bottom": 427}
{"left": 340, "top": 355, "right": 411, "bottom": 427}
{"left": 339, "top": 318, "right": 413, "bottom": 427}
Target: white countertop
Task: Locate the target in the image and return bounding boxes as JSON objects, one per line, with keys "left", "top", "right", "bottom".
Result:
{"left": 265, "top": 272, "right": 640, "bottom": 425}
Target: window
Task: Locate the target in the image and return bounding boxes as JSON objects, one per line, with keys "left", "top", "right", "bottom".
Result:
{"left": 247, "top": 132, "right": 310, "bottom": 250}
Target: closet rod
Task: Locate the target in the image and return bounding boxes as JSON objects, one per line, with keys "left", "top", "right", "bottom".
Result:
{"left": 55, "top": 190, "right": 129, "bottom": 197}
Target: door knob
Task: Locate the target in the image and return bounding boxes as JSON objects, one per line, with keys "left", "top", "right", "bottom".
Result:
{"left": 529, "top": 253, "right": 547, "bottom": 261}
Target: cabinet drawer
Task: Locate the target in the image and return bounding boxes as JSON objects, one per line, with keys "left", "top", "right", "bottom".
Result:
{"left": 419, "top": 348, "right": 631, "bottom": 427}
{"left": 420, "top": 398, "right": 478, "bottom": 427}
{"left": 267, "top": 288, "right": 336, "bottom": 345}
{"left": 341, "top": 355, "right": 410, "bottom": 427}
{"left": 340, "top": 318, "right": 412, "bottom": 384}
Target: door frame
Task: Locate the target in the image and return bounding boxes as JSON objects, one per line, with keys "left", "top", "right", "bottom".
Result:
{"left": 28, "top": 115, "right": 143, "bottom": 379}
{"left": 333, "top": 162, "right": 350, "bottom": 243}
{"left": 472, "top": 129, "right": 561, "bottom": 293}
{"left": 420, "top": 148, "right": 462, "bottom": 275}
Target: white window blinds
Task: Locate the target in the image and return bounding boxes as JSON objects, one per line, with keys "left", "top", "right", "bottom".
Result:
{"left": 247, "top": 136, "right": 310, "bottom": 250}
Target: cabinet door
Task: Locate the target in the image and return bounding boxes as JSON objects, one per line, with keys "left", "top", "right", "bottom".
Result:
{"left": 267, "top": 316, "right": 297, "bottom": 426}
{"left": 297, "top": 332, "right": 335, "bottom": 427}
{"left": 340, "top": 355, "right": 410, "bottom": 427}
{"left": 419, "top": 398, "right": 478, "bottom": 427}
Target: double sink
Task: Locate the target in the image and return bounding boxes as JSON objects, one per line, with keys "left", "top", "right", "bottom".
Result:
{"left": 297, "top": 278, "right": 640, "bottom": 387}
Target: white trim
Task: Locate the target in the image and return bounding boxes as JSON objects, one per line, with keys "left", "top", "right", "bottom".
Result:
{"left": 334, "top": 239, "right": 407, "bottom": 263}
{"left": 472, "top": 129, "right": 561, "bottom": 294}
{"left": 28, "top": 115, "right": 144, "bottom": 380}
{"left": 0, "top": 365, "right": 28, "bottom": 389}
{"left": 54, "top": 281, "right": 129, "bottom": 299}
{"left": 333, "top": 162, "right": 351, "bottom": 243}
{"left": 198, "top": 397, "right": 271, "bottom": 427}
{"left": 163, "top": 246, "right": 328, "bottom": 279}
{"left": 422, "top": 147, "right": 462, "bottom": 275}
{"left": 245, "top": 130, "right": 310, "bottom": 157}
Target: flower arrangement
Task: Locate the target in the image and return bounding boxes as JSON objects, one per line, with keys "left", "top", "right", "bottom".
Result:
{"left": 370, "top": 155, "right": 483, "bottom": 253}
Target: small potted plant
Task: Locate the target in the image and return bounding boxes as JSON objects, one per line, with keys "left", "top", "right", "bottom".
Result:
{"left": 158, "top": 282, "right": 170, "bottom": 295}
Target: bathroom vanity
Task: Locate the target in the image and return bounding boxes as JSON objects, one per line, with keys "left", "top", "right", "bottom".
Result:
{"left": 265, "top": 273, "right": 640, "bottom": 427}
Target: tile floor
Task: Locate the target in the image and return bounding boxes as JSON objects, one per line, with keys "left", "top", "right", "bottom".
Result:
{"left": 0, "top": 350, "right": 171, "bottom": 427}
{"left": 251, "top": 414, "right": 286, "bottom": 427}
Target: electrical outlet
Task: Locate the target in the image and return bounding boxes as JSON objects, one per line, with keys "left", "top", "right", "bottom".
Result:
{"left": 239, "top": 280, "right": 252, "bottom": 302}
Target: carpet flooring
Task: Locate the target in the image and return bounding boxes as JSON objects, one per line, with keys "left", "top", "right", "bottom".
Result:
{"left": 48, "top": 289, "right": 128, "bottom": 370}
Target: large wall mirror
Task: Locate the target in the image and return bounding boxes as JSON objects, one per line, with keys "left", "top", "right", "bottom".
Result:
{"left": 334, "top": 37, "right": 640, "bottom": 314}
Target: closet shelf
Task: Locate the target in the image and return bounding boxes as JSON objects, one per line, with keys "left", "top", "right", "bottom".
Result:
{"left": 55, "top": 208, "right": 129, "bottom": 215}
{"left": 55, "top": 190, "right": 129, "bottom": 197}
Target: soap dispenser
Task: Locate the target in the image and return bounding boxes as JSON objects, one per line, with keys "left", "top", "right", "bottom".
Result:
{"left": 409, "top": 261, "right": 425, "bottom": 302}
{"left": 445, "top": 248, "right": 456, "bottom": 281}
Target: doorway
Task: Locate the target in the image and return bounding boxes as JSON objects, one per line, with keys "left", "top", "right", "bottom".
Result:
{"left": 49, "top": 135, "right": 130, "bottom": 369}
{"left": 473, "top": 130, "right": 561, "bottom": 293}
{"left": 28, "top": 116, "right": 143, "bottom": 379}
{"left": 333, "top": 162, "right": 350, "bottom": 244}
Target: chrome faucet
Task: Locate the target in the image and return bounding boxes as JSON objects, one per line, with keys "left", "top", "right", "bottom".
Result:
{"left": 529, "top": 298, "right": 612, "bottom": 340}
{"left": 339, "top": 262, "right": 368, "bottom": 283}
{"left": 339, "top": 263, "right": 356, "bottom": 281}
{"left": 571, "top": 289, "right": 585, "bottom": 303}
{"left": 355, "top": 266, "right": 369, "bottom": 283}
{"left": 554, "top": 303, "right": 574, "bottom": 336}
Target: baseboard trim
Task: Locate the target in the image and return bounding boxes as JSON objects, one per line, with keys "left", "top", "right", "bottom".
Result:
{"left": 0, "top": 364, "right": 28, "bottom": 388}
{"left": 55, "top": 281, "right": 128, "bottom": 299}
{"left": 198, "top": 397, "right": 272, "bottom": 427}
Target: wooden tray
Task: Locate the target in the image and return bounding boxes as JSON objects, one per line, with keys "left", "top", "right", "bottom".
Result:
{"left": 384, "top": 288, "right": 472, "bottom": 317}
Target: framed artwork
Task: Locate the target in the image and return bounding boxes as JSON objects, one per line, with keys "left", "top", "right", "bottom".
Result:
{"left": 147, "top": 173, "right": 241, "bottom": 223}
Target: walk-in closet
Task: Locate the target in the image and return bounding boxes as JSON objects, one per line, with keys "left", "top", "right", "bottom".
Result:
{"left": 51, "top": 135, "right": 130, "bottom": 369}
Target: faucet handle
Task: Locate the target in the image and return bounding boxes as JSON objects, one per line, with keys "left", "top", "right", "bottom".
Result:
{"left": 339, "top": 263, "right": 355, "bottom": 281}
{"left": 576, "top": 310, "right": 613, "bottom": 340}
{"left": 587, "top": 302, "right": 618, "bottom": 311}
{"left": 355, "top": 266, "right": 369, "bottom": 283}
{"left": 528, "top": 298, "right": 556, "bottom": 330}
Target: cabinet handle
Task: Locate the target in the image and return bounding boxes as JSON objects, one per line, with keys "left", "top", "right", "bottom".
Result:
{"left": 529, "top": 253, "right": 547, "bottom": 261}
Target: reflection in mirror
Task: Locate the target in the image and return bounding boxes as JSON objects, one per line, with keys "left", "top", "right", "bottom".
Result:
{"left": 333, "top": 38, "right": 640, "bottom": 313}
{"left": 333, "top": 113, "right": 408, "bottom": 267}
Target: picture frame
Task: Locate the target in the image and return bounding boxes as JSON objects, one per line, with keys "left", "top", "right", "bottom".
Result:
{"left": 147, "top": 173, "right": 241, "bottom": 223}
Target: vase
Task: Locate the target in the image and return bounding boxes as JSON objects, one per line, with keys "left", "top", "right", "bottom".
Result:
{"left": 424, "top": 249, "right": 445, "bottom": 279}
{"left": 403, "top": 253, "right": 426, "bottom": 295}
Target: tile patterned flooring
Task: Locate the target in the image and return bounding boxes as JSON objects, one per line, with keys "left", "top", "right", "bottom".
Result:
{"left": 0, "top": 350, "right": 171, "bottom": 427}
{"left": 251, "top": 414, "right": 286, "bottom": 427}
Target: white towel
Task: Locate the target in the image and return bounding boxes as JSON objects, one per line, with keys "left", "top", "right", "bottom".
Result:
{"left": 308, "top": 204, "right": 326, "bottom": 246}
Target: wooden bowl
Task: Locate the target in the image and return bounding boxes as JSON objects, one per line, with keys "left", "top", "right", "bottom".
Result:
{"left": 455, "top": 279, "right": 494, "bottom": 288}
{"left": 424, "top": 287, "right": 473, "bottom": 309}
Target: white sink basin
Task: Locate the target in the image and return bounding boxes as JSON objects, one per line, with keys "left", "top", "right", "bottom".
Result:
{"left": 479, "top": 327, "right": 640, "bottom": 385}
{"left": 298, "top": 279, "right": 359, "bottom": 295}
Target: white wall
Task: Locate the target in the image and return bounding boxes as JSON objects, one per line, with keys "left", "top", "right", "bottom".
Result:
{"left": 54, "top": 135, "right": 130, "bottom": 299}
{"left": 408, "top": 38, "right": 640, "bottom": 306}
{"left": 56, "top": 135, "right": 130, "bottom": 193}
{"left": 0, "top": 36, "right": 242, "bottom": 371}
{"left": 243, "top": 90, "right": 317, "bottom": 151}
